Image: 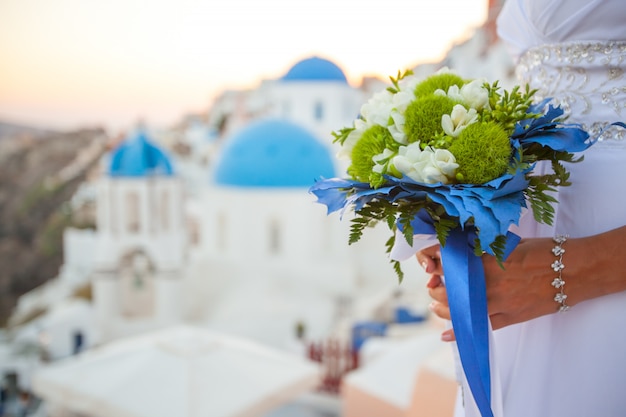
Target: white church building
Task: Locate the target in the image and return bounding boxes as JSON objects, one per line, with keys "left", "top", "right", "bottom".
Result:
{"left": 4, "top": 56, "right": 427, "bottom": 382}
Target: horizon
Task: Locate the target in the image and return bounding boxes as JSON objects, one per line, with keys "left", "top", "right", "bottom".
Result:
{"left": 0, "top": 0, "right": 488, "bottom": 134}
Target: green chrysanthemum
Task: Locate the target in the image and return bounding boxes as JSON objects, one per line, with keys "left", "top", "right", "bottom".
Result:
{"left": 348, "top": 125, "right": 398, "bottom": 186}
{"left": 448, "top": 121, "right": 512, "bottom": 184}
{"left": 414, "top": 73, "right": 465, "bottom": 98}
{"left": 404, "top": 95, "right": 457, "bottom": 144}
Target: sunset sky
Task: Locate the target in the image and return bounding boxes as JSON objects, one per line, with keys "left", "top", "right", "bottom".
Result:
{"left": 0, "top": 0, "right": 487, "bottom": 133}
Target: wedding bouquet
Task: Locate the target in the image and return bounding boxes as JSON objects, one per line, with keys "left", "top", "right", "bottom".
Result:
{"left": 309, "top": 68, "right": 592, "bottom": 417}
{"left": 310, "top": 69, "right": 591, "bottom": 277}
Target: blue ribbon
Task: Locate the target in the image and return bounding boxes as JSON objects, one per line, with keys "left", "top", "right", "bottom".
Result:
{"left": 439, "top": 228, "right": 520, "bottom": 417}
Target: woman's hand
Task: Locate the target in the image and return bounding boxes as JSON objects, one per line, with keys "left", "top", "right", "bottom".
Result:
{"left": 416, "top": 230, "right": 626, "bottom": 341}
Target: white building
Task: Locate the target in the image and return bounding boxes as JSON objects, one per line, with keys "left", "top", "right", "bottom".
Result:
{"left": 91, "top": 129, "right": 187, "bottom": 341}
{"left": 1, "top": 55, "right": 438, "bottom": 408}
{"left": 9, "top": 55, "right": 418, "bottom": 356}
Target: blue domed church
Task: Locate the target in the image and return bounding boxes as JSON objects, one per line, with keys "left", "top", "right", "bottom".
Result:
{"left": 212, "top": 56, "right": 366, "bottom": 175}
{"left": 214, "top": 118, "right": 335, "bottom": 188}
{"left": 37, "top": 56, "right": 401, "bottom": 349}
{"left": 92, "top": 128, "right": 186, "bottom": 340}
{"left": 181, "top": 58, "right": 395, "bottom": 344}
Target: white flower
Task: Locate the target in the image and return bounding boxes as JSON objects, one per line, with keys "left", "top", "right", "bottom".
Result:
{"left": 392, "top": 90, "right": 415, "bottom": 113}
{"left": 433, "top": 79, "right": 490, "bottom": 111}
{"left": 372, "top": 148, "right": 396, "bottom": 174}
{"left": 459, "top": 79, "right": 490, "bottom": 110}
{"left": 397, "top": 73, "right": 423, "bottom": 93}
{"left": 425, "top": 148, "right": 459, "bottom": 182}
{"left": 441, "top": 104, "right": 478, "bottom": 137}
{"left": 360, "top": 90, "right": 394, "bottom": 127}
{"left": 388, "top": 111, "right": 407, "bottom": 144}
{"left": 390, "top": 142, "right": 458, "bottom": 184}
{"left": 443, "top": 84, "right": 464, "bottom": 102}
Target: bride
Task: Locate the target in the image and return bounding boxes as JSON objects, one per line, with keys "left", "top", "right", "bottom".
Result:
{"left": 417, "top": 0, "right": 626, "bottom": 416}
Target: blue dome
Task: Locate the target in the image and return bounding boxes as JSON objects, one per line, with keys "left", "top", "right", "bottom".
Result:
{"left": 108, "top": 129, "right": 174, "bottom": 177}
{"left": 281, "top": 56, "right": 348, "bottom": 83}
{"left": 214, "top": 119, "right": 335, "bottom": 188}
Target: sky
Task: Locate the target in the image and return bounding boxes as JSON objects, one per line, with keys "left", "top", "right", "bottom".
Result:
{"left": 0, "top": 0, "right": 487, "bottom": 134}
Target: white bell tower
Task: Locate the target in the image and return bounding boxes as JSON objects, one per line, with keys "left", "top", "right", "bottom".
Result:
{"left": 92, "top": 129, "right": 187, "bottom": 342}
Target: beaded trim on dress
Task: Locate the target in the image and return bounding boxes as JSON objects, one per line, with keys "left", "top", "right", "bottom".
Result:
{"left": 517, "top": 41, "right": 626, "bottom": 142}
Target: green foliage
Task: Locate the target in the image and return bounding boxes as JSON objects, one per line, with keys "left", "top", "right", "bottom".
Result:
{"left": 448, "top": 121, "right": 511, "bottom": 184}
{"left": 489, "top": 235, "right": 509, "bottom": 269}
{"left": 483, "top": 82, "right": 539, "bottom": 133}
{"left": 421, "top": 131, "right": 454, "bottom": 150}
{"left": 526, "top": 177, "right": 559, "bottom": 225}
{"left": 387, "top": 69, "right": 415, "bottom": 94}
{"left": 348, "top": 194, "right": 464, "bottom": 281}
{"left": 517, "top": 138, "right": 584, "bottom": 226}
{"left": 404, "top": 95, "right": 457, "bottom": 144}
{"left": 332, "top": 126, "right": 355, "bottom": 146}
{"left": 348, "top": 199, "right": 396, "bottom": 245}
{"left": 414, "top": 73, "right": 465, "bottom": 97}
{"left": 385, "top": 234, "right": 404, "bottom": 283}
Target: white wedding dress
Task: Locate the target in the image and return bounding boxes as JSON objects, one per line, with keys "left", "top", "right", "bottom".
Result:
{"left": 461, "top": 1, "right": 626, "bottom": 416}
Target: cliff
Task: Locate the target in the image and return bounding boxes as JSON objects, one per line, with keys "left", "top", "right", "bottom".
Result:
{"left": 0, "top": 124, "right": 108, "bottom": 325}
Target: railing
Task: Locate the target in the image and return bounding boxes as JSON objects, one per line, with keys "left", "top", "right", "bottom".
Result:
{"left": 307, "top": 338, "right": 359, "bottom": 394}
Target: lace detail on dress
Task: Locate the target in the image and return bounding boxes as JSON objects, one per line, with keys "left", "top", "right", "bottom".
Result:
{"left": 517, "top": 41, "right": 626, "bottom": 141}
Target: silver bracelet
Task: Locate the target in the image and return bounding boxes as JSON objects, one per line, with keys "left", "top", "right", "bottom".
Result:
{"left": 551, "top": 235, "right": 570, "bottom": 312}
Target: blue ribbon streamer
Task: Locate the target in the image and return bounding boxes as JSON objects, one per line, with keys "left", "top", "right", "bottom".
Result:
{"left": 441, "top": 228, "right": 492, "bottom": 417}
{"left": 439, "top": 228, "right": 520, "bottom": 417}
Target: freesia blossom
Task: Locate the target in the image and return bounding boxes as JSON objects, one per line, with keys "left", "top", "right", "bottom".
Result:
{"left": 371, "top": 149, "right": 397, "bottom": 174}
{"left": 388, "top": 111, "right": 407, "bottom": 144}
{"left": 391, "top": 142, "right": 458, "bottom": 184}
{"left": 387, "top": 86, "right": 417, "bottom": 145}
{"left": 459, "top": 78, "right": 490, "bottom": 110}
{"left": 436, "top": 84, "right": 463, "bottom": 102}
{"left": 424, "top": 148, "right": 460, "bottom": 183}
{"left": 360, "top": 90, "right": 394, "bottom": 127}
{"left": 442, "top": 105, "right": 478, "bottom": 137}
{"left": 434, "top": 79, "right": 490, "bottom": 111}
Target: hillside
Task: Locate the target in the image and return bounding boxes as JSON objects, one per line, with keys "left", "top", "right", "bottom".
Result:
{"left": 0, "top": 121, "right": 57, "bottom": 141}
{"left": 0, "top": 125, "right": 108, "bottom": 325}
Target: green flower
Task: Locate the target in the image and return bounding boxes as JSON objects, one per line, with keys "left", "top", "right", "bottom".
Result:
{"left": 404, "top": 95, "right": 457, "bottom": 144}
{"left": 413, "top": 72, "right": 465, "bottom": 98}
{"left": 448, "top": 121, "right": 511, "bottom": 184}
{"left": 348, "top": 125, "right": 398, "bottom": 186}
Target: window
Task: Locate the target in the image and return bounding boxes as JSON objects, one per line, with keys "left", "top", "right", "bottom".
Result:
{"left": 108, "top": 186, "right": 118, "bottom": 235}
{"left": 217, "top": 212, "right": 227, "bottom": 251}
{"left": 126, "top": 192, "right": 140, "bottom": 233}
{"left": 120, "top": 251, "right": 155, "bottom": 318}
{"left": 314, "top": 101, "right": 324, "bottom": 121}
{"left": 161, "top": 190, "right": 170, "bottom": 231}
{"left": 269, "top": 218, "right": 281, "bottom": 254}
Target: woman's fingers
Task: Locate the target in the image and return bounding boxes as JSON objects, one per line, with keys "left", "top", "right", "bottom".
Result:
{"left": 441, "top": 328, "right": 456, "bottom": 342}
{"left": 426, "top": 274, "right": 443, "bottom": 289}
{"left": 428, "top": 282, "right": 448, "bottom": 304}
{"left": 428, "top": 300, "right": 451, "bottom": 320}
{"left": 416, "top": 245, "right": 443, "bottom": 274}
{"left": 426, "top": 274, "right": 451, "bottom": 319}
{"left": 417, "top": 254, "right": 437, "bottom": 274}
